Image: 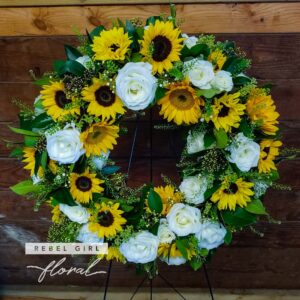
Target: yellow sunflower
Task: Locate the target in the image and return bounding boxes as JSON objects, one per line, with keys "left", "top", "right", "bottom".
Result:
{"left": 140, "top": 20, "right": 184, "bottom": 74}
{"left": 158, "top": 80, "right": 204, "bottom": 125}
{"left": 211, "top": 177, "right": 254, "bottom": 211}
{"left": 158, "top": 243, "right": 194, "bottom": 260}
{"left": 153, "top": 185, "right": 183, "bottom": 215}
{"left": 258, "top": 139, "right": 282, "bottom": 173}
{"left": 40, "top": 81, "right": 80, "bottom": 120}
{"left": 246, "top": 88, "right": 280, "bottom": 135}
{"left": 80, "top": 122, "right": 119, "bottom": 157}
{"left": 89, "top": 202, "right": 126, "bottom": 238}
{"left": 211, "top": 92, "right": 245, "bottom": 132}
{"left": 82, "top": 78, "right": 125, "bottom": 120}
{"left": 22, "top": 147, "right": 43, "bottom": 177}
{"left": 70, "top": 170, "right": 104, "bottom": 203}
{"left": 208, "top": 50, "right": 226, "bottom": 70}
{"left": 92, "top": 27, "right": 131, "bottom": 61}
{"left": 98, "top": 246, "right": 125, "bottom": 263}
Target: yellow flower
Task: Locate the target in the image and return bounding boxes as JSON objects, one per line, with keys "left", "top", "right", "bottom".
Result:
{"left": 158, "top": 243, "right": 194, "bottom": 260}
{"left": 208, "top": 50, "right": 226, "bottom": 70}
{"left": 153, "top": 185, "right": 183, "bottom": 215}
{"left": 258, "top": 139, "right": 282, "bottom": 173}
{"left": 158, "top": 80, "right": 204, "bottom": 125}
{"left": 22, "top": 147, "right": 43, "bottom": 177}
{"left": 40, "top": 81, "right": 80, "bottom": 120}
{"left": 82, "top": 78, "right": 125, "bottom": 120}
{"left": 211, "top": 178, "right": 254, "bottom": 211}
{"left": 98, "top": 246, "right": 126, "bottom": 263}
{"left": 246, "top": 88, "right": 280, "bottom": 135}
{"left": 92, "top": 27, "right": 131, "bottom": 61}
{"left": 70, "top": 170, "right": 104, "bottom": 203}
{"left": 51, "top": 205, "right": 61, "bottom": 224}
{"left": 211, "top": 92, "right": 245, "bottom": 132}
{"left": 89, "top": 202, "right": 126, "bottom": 238}
{"left": 140, "top": 20, "right": 184, "bottom": 74}
{"left": 48, "top": 160, "right": 58, "bottom": 174}
{"left": 80, "top": 122, "right": 119, "bottom": 157}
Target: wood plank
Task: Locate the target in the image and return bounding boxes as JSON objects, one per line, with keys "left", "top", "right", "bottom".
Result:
{"left": 0, "top": 3, "right": 300, "bottom": 36}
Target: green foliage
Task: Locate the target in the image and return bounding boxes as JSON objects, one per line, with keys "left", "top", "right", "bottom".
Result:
{"left": 64, "top": 45, "right": 82, "bottom": 60}
{"left": 50, "top": 188, "right": 77, "bottom": 206}
{"left": 222, "top": 207, "right": 257, "bottom": 228}
{"left": 213, "top": 128, "right": 228, "bottom": 148}
{"left": 147, "top": 189, "right": 163, "bottom": 214}
{"left": 222, "top": 56, "right": 251, "bottom": 75}
{"left": 10, "top": 180, "right": 43, "bottom": 196}
{"left": 245, "top": 198, "right": 267, "bottom": 215}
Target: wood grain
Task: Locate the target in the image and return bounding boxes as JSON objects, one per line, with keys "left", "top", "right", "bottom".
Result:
{"left": 0, "top": 3, "right": 300, "bottom": 36}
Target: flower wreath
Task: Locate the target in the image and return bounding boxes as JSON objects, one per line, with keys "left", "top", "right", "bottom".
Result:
{"left": 8, "top": 6, "right": 292, "bottom": 276}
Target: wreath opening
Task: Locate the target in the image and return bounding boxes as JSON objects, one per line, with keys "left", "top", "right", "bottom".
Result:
{"left": 8, "top": 5, "right": 295, "bottom": 278}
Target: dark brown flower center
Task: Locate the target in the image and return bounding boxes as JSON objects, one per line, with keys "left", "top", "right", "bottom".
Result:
{"left": 169, "top": 89, "right": 195, "bottom": 110}
{"left": 152, "top": 35, "right": 172, "bottom": 62}
{"left": 224, "top": 183, "right": 238, "bottom": 194}
{"left": 55, "top": 91, "right": 71, "bottom": 108}
{"left": 98, "top": 211, "right": 114, "bottom": 227}
{"left": 75, "top": 176, "right": 92, "bottom": 192}
{"left": 95, "top": 86, "right": 116, "bottom": 107}
{"left": 110, "top": 43, "right": 120, "bottom": 52}
{"left": 263, "top": 147, "right": 270, "bottom": 155}
{"left": 218, "top": 105, "right": 230, "bottom": 117}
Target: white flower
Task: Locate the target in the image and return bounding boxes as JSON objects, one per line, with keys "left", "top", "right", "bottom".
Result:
{"left": 91, "top": 151, "right": 110, "bottom": 170}
{"left": 182, "top": 33, "right": 198, "bottom": 49}
{"left": 59, "top": 204, "right": 90, "bottom": 224}
{"left": 46, "top": 124, "right": 85, "bottom": 164}
{"left": 76, "top": 55, "right": 93, "bottom": 69}
{"left": 116, "top": 62, "right": 157, "bottom": 110}
{"left": 184, "top": 59, "right": 214, "bottom": 90}
{"left": 157, "top": 219, "right": 175, "bottom": 244}
{"left": 32, "top": 174, "right": 42, "bottom": 185}
{"left": 227, "top": 133, "right": 260, "bottom": 172}
{"left": 167, "top": 203, "right": 201, "bottom": 236}
{"left": 34, "top": 95, "right": 44, "bottom": 116}
{"left": 195, "top": 220, "right": 226, "bottom": 250}
{"left": 253, "top": 180, "right": 270, "bottom": 198}
{"left": 77, "top": 224, "right": 104, "bottom": 243}
{"left": 179, "top": 175, "right": 208, "bottom": 205}
{"left": 187, "top": 130, "right": 206, "bottom": 154}
{"left": 119, "top": 231, "right": 159, "bottom": 264}
{"left": 161, "top": 256, "right": 186, "bottom": 266}
{"left": 211, "top": 70, "right": 233, "bottom": 92}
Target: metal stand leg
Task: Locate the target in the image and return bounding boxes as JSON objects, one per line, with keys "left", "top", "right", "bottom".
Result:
{"left": 103, "top": 260, "right": 113, "bottom": 300}
{"left": 203, "top": 264, "right": 215, "bottom": 300}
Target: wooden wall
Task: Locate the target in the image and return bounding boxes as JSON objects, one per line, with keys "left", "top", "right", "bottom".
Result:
{"left": 0, "top": 2, "right": 300, "bottom": 289}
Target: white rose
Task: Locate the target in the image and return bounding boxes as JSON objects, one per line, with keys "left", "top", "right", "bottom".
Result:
{"left": 179, "top": 175, "right": 208, "bottom": 205}
{"left": 227, "top": 133, "right": 260, "bottom": 172}
{"left": 46, "top": 124, "right": 85, "bottom": 164}
{"left": 116, "top": 62, "right": 157, "bottom": 110}
{"left": 187, "top": 130, "right": 205, "bottom": 154}
{"left": 211, "top": 70, "right": 233, "bottom": 92}
{"left": 119, "top": 231, "right": 159, "bottom": 264}
{"left": 91, "top": 151, "right": 110, "bottom": 170}
{"left": 76, "top": 55, "right": 94, "bottom": 69}
{"left": 184, "top": 59, "right": 214, "bottom": 89}
{"left": 161, "top": 256, "right": 186, "bottom": 266}
{"left": 182, "top": 33, "right": 198, "bottom": 49}
{"left": 157, "top": 219, "right": 175, "bottom": 244}
{"left": 59, "top": 203, "right": 90, "bottom": 224}
{"left": 77, "top": 224, "right": 104, "bottom": 243}
{"left": 195, "top": 220, "right": 226, "bottom": 250}
{"left": 167, "top": 203, "right": 201, "bottom": 237}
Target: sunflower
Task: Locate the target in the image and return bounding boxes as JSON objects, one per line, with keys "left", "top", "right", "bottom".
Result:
{"left": 211, "top": 177, "right": 254, "bottom": 211}
{"left": 82, "top": 78, "right": 125, "bottom": 120}
{"left": 158, "top": 243, "right": 194, "bottom": 260}
{"left": 70, "top": 170, "right": 104, "bottom": 203}
{"left": 92, "top": 27, "right": 131, "bottom": 61}
{"left": 22, "top": 147, "right": 43, "bottom": 177}
{"left": 211, "top": 92, "right": 245, "bottom": 132}
{"left": 98, "top": 246, "right": 126, "bottom": 263}
{"left": 258, "top": 139, "right": 282, "bottom": 173}
{"left": 40, "top": 81, "right": 80, "bottom": 120}
{"left": 208, "top": 50, "right": 226, "bottom": 70}
{"left": 246, "top": 88, "right": 279, "bottom": 135}
{"left": 80, "top": 122, "right": 119, "bottom": 157}
{"left": 153, "top": 185, "right": 183, "bottom": 215}
{"left": 158, "top": 80, "right": 204, "bottom": 125}
{"left": 140, "top": 20, "right": 184, "bottom": 74}
{"left": 89, "top": 202, "right": 126, "bottom": 238}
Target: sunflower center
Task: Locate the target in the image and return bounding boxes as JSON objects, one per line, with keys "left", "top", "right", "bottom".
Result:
{"left": 55, "top": 91, "right": 71, "bottom": 108}
{"left": 75, "top": 176, "right": 92, "bottom": 192}
{"left": 224, "top": 183, "right": 238, "bottom": 194}
{"left": 95, "top": 86, "right": 116, "bottom": 107}
{"left": 86, "top": 126, "right": 104, "bottom": 144}
{"left": 98, "top": 211, "right": 114, "bottom": 227}
{"left": 152, "top": 35, "right": 172, "bottom": 62}
{"left": 218, "top": 105, "right": 230, "bottom": 117}
{"left": 110, "top": 43, "right": 120, "bottom": 52}
{"left": 169, "top": 89, "right": 195, "bottom": 110}
{"left": 263, "top": 147, "right": 270, "bottom": 155}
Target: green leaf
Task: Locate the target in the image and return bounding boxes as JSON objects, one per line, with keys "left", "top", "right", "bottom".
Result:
{"left": 147, "top": 188, "right": 163, "bottom": 213}
{"left": 10, "top": 180, "right": 43, "bottom": 195}
{"left": 222, "top": 207, "right": 257, "bottom": 227}
{"left": 168, "top": 67, "right": 184, "bottom": 81}
{"left": 154, "top": 87, "right": 166, "bottom": 102}
{"left": 131, "top": 52, "right": 143, "bottom": 62}
{"left": 51, "top": 188, "right": 77, "bottom": 206}
{"left": 34, "top": 77, "right": 51, "bottom": 86}
{"left": 233, "top": 75, "right": 251, "bottom": 86}
{"left": 196, "top": 88, "right": 219, "bottom": 99}
{"left": 89, "top": 25, "right": 105, "bottom": 39}
{"left": 64, "top": 45, "right": 82, "bottom": 60}
{"left": 136, "top": 27, "right": 144, "bottom": 39}
{"left": 239, "top": 118, "right": 252, "bottom": 137}
{"left": 9, "top": 147, "right": 23, "bottom": 158}
{"left": 149, "top": 222, "right": 159, "bottom": 235}
{"left": 101, "top": 166, "right": 120, "bottom": 175}
{"left": 224, "top": 230, "right": 232, "bottom": 245}
{"left": 125, "top": 20, "right": 135, "bottom": 36}
{"left": 204, "top": 183, "right": 221, "bottom": 200}
{"left": 146, "top": 16, "right": 161, "bottom": 26}
{"left": 269, "top": 170, "right": 280, "bottom": 181}
{"left": 222, "top": 56, "right": 249, "bottom": 75}
{"left": 24, "top": 135, "right": 38, "bottom": 147}
{"left": 41, "top": 150, "right": 48, "bottom": 172}
{"left": 199, "top": 248, "right": 209, "bottom": 257}
{"left": 175, "top": 239, "right": 189, "bottom": 260}
{"left": 245, "top": 199, "right": 267, "bottom": 215}
{"left": 31, "top": 113, "right": 55, "bottom": 130}
{"left": 34, "top": 151, "right": 42, "bottom": 175}
{"left": 213, "top": 128, "right": 228, "bottom": 148}
{"left": 55, "top": 60, "right": 86, "bottom": 77}
{"left": 8, "top": 126, "right": 40, "bottom": 137}
{"left": 190, "top": 257, "right": 203, "bottom": 271}
{"left": 204, "top": 132, "right": 215, "bottom": 148}
{"left": 190, "top": 43, "right": 210, "bottom": 58}
{"left": 53, "top": 60, "right": 66, "bottom": 73}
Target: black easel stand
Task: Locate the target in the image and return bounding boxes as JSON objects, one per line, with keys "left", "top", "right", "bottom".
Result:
{"left": 102, "top": 112, "right": 215, "bottom": 300}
